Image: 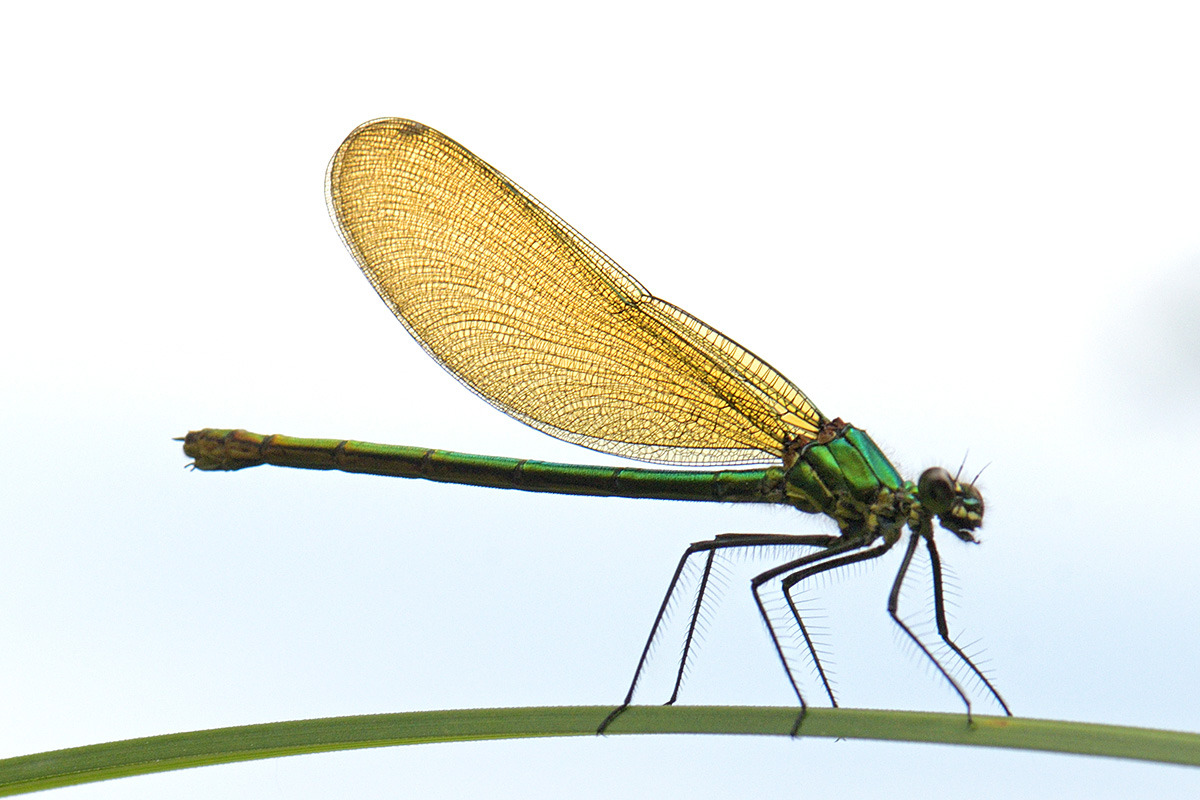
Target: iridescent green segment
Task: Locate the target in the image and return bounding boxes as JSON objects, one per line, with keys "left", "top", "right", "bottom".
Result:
{"left": 184, "top": 426, "right": 907, "bottom": 519}
{"left": 184, "top": 429, "right": 787, "bottom": 504}
{"left": 781, "top": 426, "right": 907, "bottom": 532}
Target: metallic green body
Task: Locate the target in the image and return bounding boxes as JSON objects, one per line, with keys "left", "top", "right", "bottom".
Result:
{"left": 783, "top": 426, "right": 909, "bottom": 542}
{"left": 182, "top": 422, "right": 1004, "bottom": 721}
{"left": 185, "top": 429, "right": 788, "bottom": 504}
{"left": 185, "top": 426, "right": 911, "bottom": 537}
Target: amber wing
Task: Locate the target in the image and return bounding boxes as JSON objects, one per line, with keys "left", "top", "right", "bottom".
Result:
{"left": 326, "top": 118, "right": 824, "bottom": 465}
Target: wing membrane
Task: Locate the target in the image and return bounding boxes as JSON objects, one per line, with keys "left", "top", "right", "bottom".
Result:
{"left": 326, "top": 118, "right": 824, "bottom": 465}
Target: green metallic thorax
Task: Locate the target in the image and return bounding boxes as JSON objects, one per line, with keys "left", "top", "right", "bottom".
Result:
{"left": 784, "top": 426, "right": 911, "bottom": 543}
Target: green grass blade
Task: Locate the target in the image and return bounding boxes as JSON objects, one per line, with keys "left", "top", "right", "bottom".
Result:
{"left": 1, "top": 706, "right": 1196, "bottom": 795}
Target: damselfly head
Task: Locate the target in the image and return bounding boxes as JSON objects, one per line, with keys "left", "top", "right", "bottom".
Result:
{"left": 917, "top": 466, "right": 985, "bottom": 542}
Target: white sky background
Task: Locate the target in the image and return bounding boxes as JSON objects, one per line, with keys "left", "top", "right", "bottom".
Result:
{"left": 4, "top": 1, "right": 1200, "bottom": 796}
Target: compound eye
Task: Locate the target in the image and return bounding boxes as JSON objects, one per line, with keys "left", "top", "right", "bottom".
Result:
{"left": 918, "top": 467, "right": 955, "bottom": 514}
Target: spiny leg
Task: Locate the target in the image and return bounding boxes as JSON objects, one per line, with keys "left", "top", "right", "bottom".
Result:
{"left": 922, "top": 530, "right": 1012, "bottom": 716}
{"left": 886, "top": 525, "right": 973, "bottom": 719}
{"left": 667, "top": 546, "right": 717, "bottom": 705}
{"left": 668, "top": 532, "right": 840, "bottom": 706}
{"left": 759, "top": 539, "right": 898, "bottom": 735}
{"left": 597, "top": 532, "right": 839, "bottom": 734}
{"left": 776, "top": 540, "right": 899, "bottom": 707}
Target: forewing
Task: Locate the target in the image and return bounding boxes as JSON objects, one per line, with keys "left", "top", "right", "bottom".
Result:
{"left": 326, "top": 118, "right": 824, "bottom": 465}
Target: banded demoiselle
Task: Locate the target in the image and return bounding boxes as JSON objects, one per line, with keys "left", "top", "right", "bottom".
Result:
{"left": 184, "top": 118, "right": 1010, "bottom": 733}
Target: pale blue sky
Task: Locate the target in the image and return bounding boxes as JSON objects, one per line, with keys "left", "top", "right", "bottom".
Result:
{"left": 4, "top": 1, "right": 1200, "bottom": 797}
